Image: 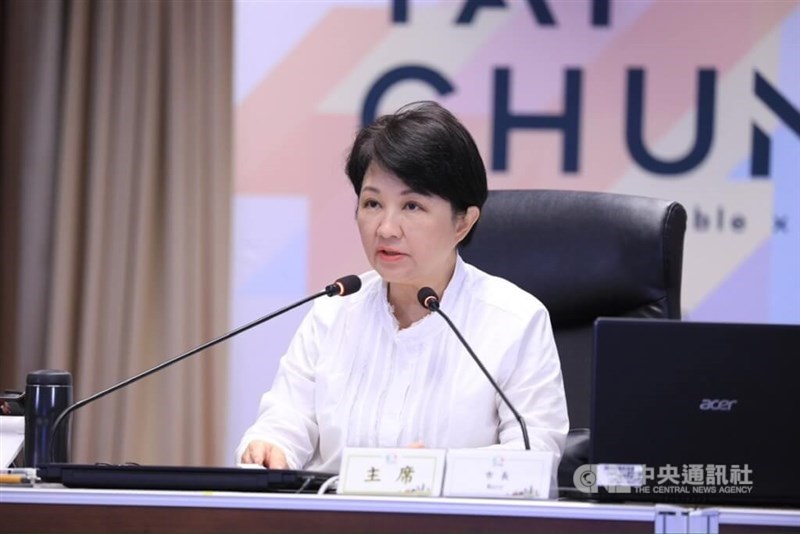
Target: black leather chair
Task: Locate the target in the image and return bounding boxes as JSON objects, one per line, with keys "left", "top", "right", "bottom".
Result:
{"left": 460, "top": 189, "right": 687, "bottom": 490}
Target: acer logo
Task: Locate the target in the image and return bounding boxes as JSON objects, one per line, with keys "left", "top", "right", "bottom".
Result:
{"left": 699, "top": 399, "right": 738, "bottom": 411}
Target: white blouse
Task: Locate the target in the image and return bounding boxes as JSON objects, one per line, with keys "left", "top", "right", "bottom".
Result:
{"left": 236, "top": 256, "right": 569, "bottom": 474}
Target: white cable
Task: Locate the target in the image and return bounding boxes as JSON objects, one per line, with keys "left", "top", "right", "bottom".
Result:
{"left": 317, "top": 475, "right": 339, "bottom": 494}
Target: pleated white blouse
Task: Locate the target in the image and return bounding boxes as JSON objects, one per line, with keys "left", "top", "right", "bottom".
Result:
{"left": 236, "top": 256, "right": 569, "bottom": 474}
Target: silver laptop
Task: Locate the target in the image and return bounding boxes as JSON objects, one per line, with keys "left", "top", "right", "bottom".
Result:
{"left": 588, "top": 318, "right": 799, "bottom": 506}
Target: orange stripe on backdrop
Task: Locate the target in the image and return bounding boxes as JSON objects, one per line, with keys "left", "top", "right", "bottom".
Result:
{"left": 236, "top": 8, "right": 388, "bottom": 194}
{"left": 305, "top": 118, "right": 370, "bottom": 289}
{"left": 272, "top": 114, "right": 369, "bottom": 289}
{"left": 456, "top": 1, "right": 797, "bottom": 192}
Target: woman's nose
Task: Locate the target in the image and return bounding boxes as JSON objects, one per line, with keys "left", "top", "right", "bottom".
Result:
{"left": 377, "top": 211, "right": 402, "bottom": 238}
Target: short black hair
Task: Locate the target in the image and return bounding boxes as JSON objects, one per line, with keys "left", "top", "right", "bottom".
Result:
{"left": 345, "top": 101, "right": 488, "bottom": 244}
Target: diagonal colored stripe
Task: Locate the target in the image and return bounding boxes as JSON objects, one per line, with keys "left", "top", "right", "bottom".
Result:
{"left": 236, "top": 8, "right": 389, "bottom": 194}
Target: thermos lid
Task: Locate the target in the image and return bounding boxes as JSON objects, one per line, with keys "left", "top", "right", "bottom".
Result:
{"left": 26, "top": 369, "right": 72, "bottom": 386}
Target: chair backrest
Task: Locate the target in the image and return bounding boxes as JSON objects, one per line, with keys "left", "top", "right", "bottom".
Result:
{"left": 460, "top": 189, "right": 687, "bottom": 428}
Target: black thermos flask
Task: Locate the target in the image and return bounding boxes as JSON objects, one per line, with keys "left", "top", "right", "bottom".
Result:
{"left": 24, "top": 369, "right": 73, "bottom": 467}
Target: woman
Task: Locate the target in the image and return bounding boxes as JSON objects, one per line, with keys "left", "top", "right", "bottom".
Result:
{"left": 237, "top": 101, "right": 568, "bottom": 475}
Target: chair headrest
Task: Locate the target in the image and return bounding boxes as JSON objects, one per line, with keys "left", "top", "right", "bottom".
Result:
{"left": 460, "top": 189, "right": 687, "bottom": 325}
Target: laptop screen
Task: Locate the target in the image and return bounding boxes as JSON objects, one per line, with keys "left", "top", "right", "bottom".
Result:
{"left": 588, "top": 318, "right": 799, "bottom": 506}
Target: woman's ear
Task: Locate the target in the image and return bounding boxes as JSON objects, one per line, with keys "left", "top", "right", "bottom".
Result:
{"left": 455, "top": 206, "right": 480, "bottom": 243}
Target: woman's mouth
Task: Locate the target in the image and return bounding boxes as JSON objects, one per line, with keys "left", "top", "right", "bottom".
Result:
{"left": 378, "top": 249, "right": 406, "bottom": 262}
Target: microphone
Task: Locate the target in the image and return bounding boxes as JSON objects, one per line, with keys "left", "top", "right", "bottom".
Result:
{"left": 417, "top": 287, "right": 531, "bottom": 450}
{"left": 47, "top": 274, "right": 362, "bottom": 463}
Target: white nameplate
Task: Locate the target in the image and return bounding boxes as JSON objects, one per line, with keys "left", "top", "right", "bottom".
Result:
{"left": 442, "top": 449, "right": 554, "bottom": 499}
{"left": 338, "top": 447, "right": 446, "bottom": 496}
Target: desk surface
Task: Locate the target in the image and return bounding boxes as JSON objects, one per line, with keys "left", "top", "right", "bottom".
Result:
{"left": 2, "top": 485, "right": 799, "bottom": 534}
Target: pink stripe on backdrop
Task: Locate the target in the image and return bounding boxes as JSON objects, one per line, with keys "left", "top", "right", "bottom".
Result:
{"left": 451, "top": 1, "right": 796, "bottom": 191}
{"left": 574, "top": 0, "right": 795, "bottom": 189}
{"left": 448, "top": 0, "right": 655, "bottom": 115}
{"left": 236, "top": 8, "right": 388, "bottom": 194}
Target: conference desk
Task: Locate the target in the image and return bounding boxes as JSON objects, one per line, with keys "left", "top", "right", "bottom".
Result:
{"left": 2, "top": 485, "right": 799, "bottom": 533}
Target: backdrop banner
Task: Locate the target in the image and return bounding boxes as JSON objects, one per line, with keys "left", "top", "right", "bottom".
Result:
{"left": 228, "top": 0, "right": 799, "bottom": 458}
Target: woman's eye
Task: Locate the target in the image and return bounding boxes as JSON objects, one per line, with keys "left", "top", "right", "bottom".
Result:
{"left": 361, "top": 199, "right": 379, "bottom": 209}
{"left": 404, "top": 201, "right": 421, "bottom": 211}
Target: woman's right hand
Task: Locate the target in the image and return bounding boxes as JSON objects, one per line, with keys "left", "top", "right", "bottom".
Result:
{"left": 240, "top": 440, "right": 288, "bottom": 469}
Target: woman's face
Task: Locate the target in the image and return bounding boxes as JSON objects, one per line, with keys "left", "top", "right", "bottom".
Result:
{"left": 357, "top": 164, "right": 478, "bottom": 292}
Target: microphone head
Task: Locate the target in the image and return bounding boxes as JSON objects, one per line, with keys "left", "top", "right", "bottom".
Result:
{"left": 326, "top": 275, "right": 362, "bottom": 297}
{"left": 417, "top": 287, "right": 440, "bottom": 311}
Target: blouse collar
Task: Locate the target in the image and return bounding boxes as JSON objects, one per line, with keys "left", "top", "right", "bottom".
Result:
{"left": 379, "top": 254, "right": 468, "bottom": 343}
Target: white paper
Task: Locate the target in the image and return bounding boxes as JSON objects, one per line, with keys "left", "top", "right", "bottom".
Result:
{"left": 596, "top": 463, "right": 645, "bottom": 487}
{"left": 0, "top": 416, "right": 25, "bottom": 468}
